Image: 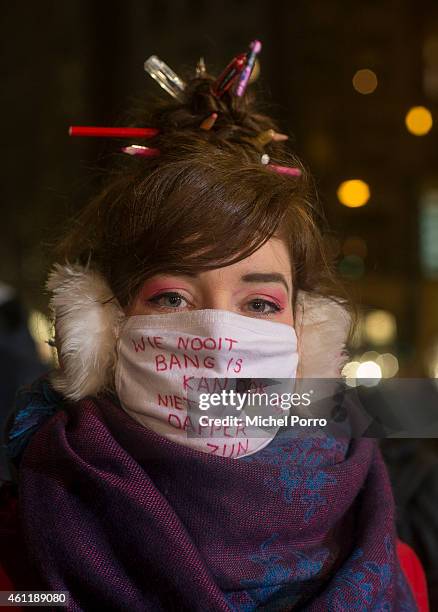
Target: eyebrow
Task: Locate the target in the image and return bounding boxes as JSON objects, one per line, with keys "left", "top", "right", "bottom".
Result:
{"left": 159, "top": 271, "right": 290, "bottom": 294}
{"left": 240, "top": 273, "right": 290, "bottom": 294}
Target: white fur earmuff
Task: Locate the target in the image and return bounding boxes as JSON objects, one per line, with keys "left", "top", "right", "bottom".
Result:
{"left": 46, "top": 263, "right": 351, "bottom": 401}
{"left": 294, "top": 291, "right": 351, "bottom": 378}
{"left": 46, "top": 263, "right": 125, "bottom": 401}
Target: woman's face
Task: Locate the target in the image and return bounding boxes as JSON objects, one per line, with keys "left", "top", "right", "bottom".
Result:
{"left": 126, "top": 237, "right": 294, "bottom": 326}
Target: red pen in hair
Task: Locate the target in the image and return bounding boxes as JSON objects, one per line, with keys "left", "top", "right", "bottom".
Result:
{"left": 69, "top": 126, "right": 159, "bottom": 138}
{"left": 212, "top": 53, "right": 247, "bottom": 97}
{"left": 267, "top": 164, "right": 302, "bottom": 177}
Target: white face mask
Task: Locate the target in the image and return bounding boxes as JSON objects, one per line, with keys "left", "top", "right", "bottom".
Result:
{"left": 115, "top": 309, "right": 298, "bottom": 458}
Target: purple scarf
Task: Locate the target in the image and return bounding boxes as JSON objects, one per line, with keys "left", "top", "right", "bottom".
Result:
{"left": 18, "top": 392, "right": 416, "bottom": 611}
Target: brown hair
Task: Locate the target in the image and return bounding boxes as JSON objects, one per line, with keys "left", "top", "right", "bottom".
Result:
{"left": 54, "top": 72, "right": 347, "bottom": 317}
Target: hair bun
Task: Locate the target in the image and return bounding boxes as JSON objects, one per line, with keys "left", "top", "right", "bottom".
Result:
{"left": 146, "top": 72, "right": 285, "bottom": 158}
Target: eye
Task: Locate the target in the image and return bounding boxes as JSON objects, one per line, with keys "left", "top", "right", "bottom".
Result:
{"left": 147, "top": 291, "right": 190, "bottom": 310}
{"left": 245, "top": 298, "right": 282, "bottom": 316}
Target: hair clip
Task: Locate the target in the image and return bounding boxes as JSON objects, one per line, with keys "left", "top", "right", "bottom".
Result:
{"left": 267, "top": 164, "right": 302, "bottom": 177}
{"left": 212, "top": 53, "right": 247, "bottom": 98}
{"left": 260, "top": 152, "right": 300, "bottom": 176}
{"left": 196, "top": 57, "right": 206, "bottom": 77}
{"left": 271, "top": 131, "right": 288, "bottom": 143}
{"left": 252, "top": 128, "right": 289, "bottom": 148}
{"left": 251, "top": 131, "right": 272, "bottom": 147}
{"left": 144, "top": 55, "right": 186, "bottom": 101}
{"left": 121, "top": 145, "right": 161, "bottom": 158}
{"left": 200, "top": 112, "right": 218, "bottom": 131}
{"left": 234, "top": 40, "right": 262, "bottom": 97}
{"left": 69, "top": 126, "right": 159, "bottom": 138}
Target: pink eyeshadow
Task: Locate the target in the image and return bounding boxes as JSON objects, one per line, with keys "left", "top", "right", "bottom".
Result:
{"left": 237, "top": 288, "right": 288, "bottom": 309}
{"left": 139, "top": 281, "right": 189, "bottom": 299}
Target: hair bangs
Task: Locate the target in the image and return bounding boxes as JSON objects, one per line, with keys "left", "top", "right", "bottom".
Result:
{"left": 108, "top": 156, "right": 292, "bottom": 306}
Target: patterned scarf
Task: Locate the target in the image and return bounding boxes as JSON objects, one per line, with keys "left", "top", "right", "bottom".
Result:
{"left": 12, "top": 379, "right": 416, "bottom": 611}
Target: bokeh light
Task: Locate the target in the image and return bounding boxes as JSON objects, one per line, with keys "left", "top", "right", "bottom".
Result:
{"left": 364, "top": 309, "right": 397, "bottom": 345}
{"left": 352, "top": 69, "right": 378, "bottom": 94}
{"left": 337, "top": 179, "right": 370, "bottom": 208}
{"left": 342, "top": 360, "right": 361, "bottom": 386}
{"left": 342, "top": 236, "right": 368, "bottom": 258}
{"left": 405, "top": 106, "right": 433, "bottom": 135}
{"left": 357, "top": 360, "right": 382, "bottom": 385}
{"left": 342, "top": 359, "right": 382, "bottom": 387}
{"left": 360, "top": 350, "right": 380, "bottom": 362}
{"left": 338, "top": 255, "right": 365, "bottom": 280}
{"left": 376, "top": 353, "right": 399, "bottom": 377}
{"left": 28, "top": 309, "right": 57, "bottom": 364}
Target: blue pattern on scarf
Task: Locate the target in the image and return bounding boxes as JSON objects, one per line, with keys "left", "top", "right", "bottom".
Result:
{"left": 5, "top": 374, "right": 64, "bottom": 463}
{"left": 225, "top": 531, "right": 417, "bottom": 611}
{"left": 225, "top": 533, "right": 330, "bottom": 611}
{"left": 241, "top": 435, "right": 345, "bottom": 522}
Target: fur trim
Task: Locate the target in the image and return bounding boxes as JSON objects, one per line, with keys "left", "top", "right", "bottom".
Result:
{"left": 295, "top": 290, "right": 351, "bottom": 378}
{"left": 46, "top": 263, "right": 125, "bottom": 401}
{"left": 46, "top": 264, "right": 351, "bottom": 401}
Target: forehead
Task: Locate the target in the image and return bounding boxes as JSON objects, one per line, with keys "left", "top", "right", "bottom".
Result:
{"left": 212, "top": 238, "right": 291, "bottom": 277}
{"left": 137, "top": 238, "right": 293, "bottom": 293}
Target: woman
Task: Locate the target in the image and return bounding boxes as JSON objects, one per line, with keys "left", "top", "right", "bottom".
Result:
{"left": 2, "top": 44, "right": 428, "bottom": 610}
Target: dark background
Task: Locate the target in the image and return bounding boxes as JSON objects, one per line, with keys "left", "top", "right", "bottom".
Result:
{"left": 1, "top": 0, "right": 438, "bottom": 377}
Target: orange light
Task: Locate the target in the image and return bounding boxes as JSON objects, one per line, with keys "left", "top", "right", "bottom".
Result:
{"left": 352, "top": 69, "right": 378, "bottom": 94}
{"left": 405, "top": 106, "right": 433, "bottom": 136}
{"left": 337, "top": 180, "right": 370, "bottom": 208}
